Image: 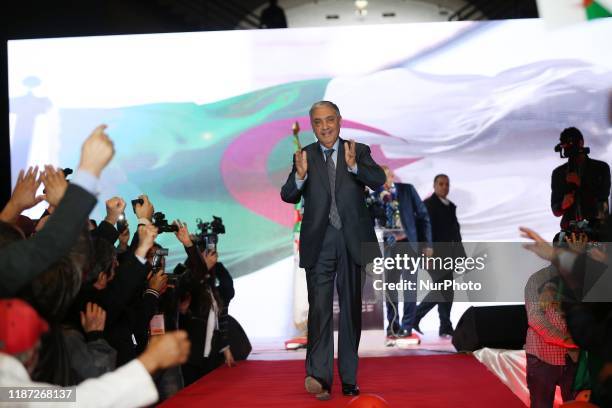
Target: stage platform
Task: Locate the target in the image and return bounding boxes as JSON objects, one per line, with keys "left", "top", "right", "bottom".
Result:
{"left": 161, "top": 353, "right": 525, "bottom": 408}
{"left": 160, "top": 329, "right": 526, "bottom": 407}
{"left": 250, "top": 329, "right": 457, "bottom": 361}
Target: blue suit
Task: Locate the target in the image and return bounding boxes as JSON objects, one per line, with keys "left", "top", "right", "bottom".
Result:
{"left": 385, "top": 183, "right": 432, "bottom": 335}
{"left": 395, "top": 183, "right": 432, "bottom": 247}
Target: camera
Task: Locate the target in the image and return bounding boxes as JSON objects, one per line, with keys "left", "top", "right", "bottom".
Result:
{"left": 61, "top": 168, "right": 73, "bottom": 178}
{"left": 131, "top": 198, "right": 144, "bottom": 213}
{"left": 554, "top": 128, "right": 590, "bottom": 159}
{"left": 152, "top": 212, "right": 179, "bottom": 233}
{"left": 151, "top": 247, "right": 169, "bottom": 270}
{"left": 116, "top": 213, "right": 128, "bottom": 233}
{"left": 194, "top": 216, "right": 225, "bottom": 251}
{"left": 559, "top": 218, "right": 607, "bottom": 248}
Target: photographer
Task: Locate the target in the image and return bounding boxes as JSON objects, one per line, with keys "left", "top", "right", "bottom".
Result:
{"left": 551, "top": 127, "right": 610, "bottom": 230}
{"left": 72, "top": 223, "right": 160, "bottom": 368}
{"left": 171, "top": 220, "right": 238, "bottom": 386}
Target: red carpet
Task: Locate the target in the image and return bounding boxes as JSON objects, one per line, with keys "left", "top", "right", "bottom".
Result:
{"left": 160, "top": 354, "right": 525, "bottom": 408}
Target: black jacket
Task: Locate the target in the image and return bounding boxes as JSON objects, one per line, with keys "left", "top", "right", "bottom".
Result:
{"left": 551, "top": 157, "right": 610, "bottom": 228}
{"left": 69, "top": 249, "right": 153, "bottom": 366}
{"left": 280, "top": 138, "right": 385, "bottom": 268}
{"left": 424, "top": 194, "right": 466, "bottom": 259}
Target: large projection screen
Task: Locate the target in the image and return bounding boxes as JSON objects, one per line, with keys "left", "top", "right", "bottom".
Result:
{"left": 8, "top": 19, "right": 612, "bottom": 338}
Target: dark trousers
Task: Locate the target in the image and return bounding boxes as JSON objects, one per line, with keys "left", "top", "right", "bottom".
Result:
{"left": 182, "top": 353, "right": 223, "bottom": 386}
{"left": 153, "top": 365, "right": 184, "bottom": 402}
{"left": 305, "top": 225, "right": 362, "bottom": 388}
{"left": 414, "top": 268, "right": 454, "bottom": 334}
{"left": 526, "top": 354, "right": 577, "bottom": 408}
{"left": 385, "top": 267, "right": 417, "bottom": 333}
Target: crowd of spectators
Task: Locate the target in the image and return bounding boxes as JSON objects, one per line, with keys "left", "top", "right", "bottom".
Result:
{"left": 0, "top": 124, "right": 249, "bottom": 407}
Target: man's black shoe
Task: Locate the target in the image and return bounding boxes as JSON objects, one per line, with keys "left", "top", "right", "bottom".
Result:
{"left": 305, "top": 376, "right": 324, "bottom": 394}
{"left": 398, "top": 329, "right": 412, "bottom": 338}
{"left": 342, "top": 384, "right": 360, "bottom": 396}
{"left": 305, "top": 376, "right": 331, "bottom": 401}
{"left": 439, "top": 328, "right": 454, "bottom": 339}
{"left": 386, "top": 329, "right": 398, "bottom": 338}
{"left": 439, "top": 327, "right": 454, "bottom": 338}
{"left": 413, "top": 321, "right": 423, "bottom": 335}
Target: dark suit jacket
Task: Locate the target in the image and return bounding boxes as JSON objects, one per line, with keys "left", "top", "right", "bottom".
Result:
{"left": 395, "top": 183, "right": 432, "bottom": 246}
{"left": 424, "top": 194, "right": 466, "bottom": 259}
{"left": 551, "top": 157, "right": 610, "bottom": 227}
{"left": 281, "top": 138, "right": 385, "bottom": 268}
{"left": 0, "top": 184, "right": 97, "bottom": 297}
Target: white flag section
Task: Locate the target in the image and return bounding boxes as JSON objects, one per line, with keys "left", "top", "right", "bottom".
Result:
{"left": 331, "top": 59, "right": 612, "bottom": 241}
{"left": 537, "top": 0, "right": 612, "bottom": 27}
{"left": 329, "top": 19, "right": 612, "bottom": 244}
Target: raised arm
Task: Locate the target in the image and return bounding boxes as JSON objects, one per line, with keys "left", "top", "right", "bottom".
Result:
{"left": 0, "top": 125, "right": 114, "bottom": 297}
{"left": 281, "top": 150, "right": 308, "bottom": 204}
{"left": 349, "top": 143, "right": 385, "bottom": 190}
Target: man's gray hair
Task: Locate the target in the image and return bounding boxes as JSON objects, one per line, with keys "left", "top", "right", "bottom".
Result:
{"left": 309, "top": 101, "right": 341, "bottom": 118}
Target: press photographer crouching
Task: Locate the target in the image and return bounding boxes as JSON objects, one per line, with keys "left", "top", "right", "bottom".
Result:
{"left": 171, "top": 217, "right": 251, "bottom": 386}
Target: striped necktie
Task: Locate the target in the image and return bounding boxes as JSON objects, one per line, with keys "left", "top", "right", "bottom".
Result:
{"left": 324, "top": 149, "right": 342, "bottom": 229}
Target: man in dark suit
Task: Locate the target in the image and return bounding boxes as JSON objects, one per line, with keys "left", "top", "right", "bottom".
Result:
{"left": 378, "top": 166, "right": 432, "bottom": 340}
{"left": 281, "top": 101, "right": 385, "bottom": 400}
{"left": 414, "top": 174, "right": 465, "bottom": 338}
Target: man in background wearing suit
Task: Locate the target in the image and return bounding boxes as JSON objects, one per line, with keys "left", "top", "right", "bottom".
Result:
{"left": 281, "top": 101, "right": 385, "bottom": 401}
{"left": 378, "top": 166, "right": 432, "bottom": 341}
{"left": 414, "top": 174, "right": 465, "bottom": 338}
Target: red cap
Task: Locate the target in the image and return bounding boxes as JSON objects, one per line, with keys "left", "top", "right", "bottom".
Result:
{"left": 0, "top": 299, "right": 49, "bottom": 355}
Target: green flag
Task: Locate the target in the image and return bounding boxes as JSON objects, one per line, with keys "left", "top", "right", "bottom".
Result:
{"left": 537, "top": 0, "right": 611, "bottom": 27}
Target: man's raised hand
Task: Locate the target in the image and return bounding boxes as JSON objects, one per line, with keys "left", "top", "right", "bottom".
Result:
{"left": 105, "top": 197, "right": 126, "bottom": 225}
{"left": 148, "top": 270, "right": 168, "bottom": 293}
{"left": 344, "top": 139, "right": 357, "bottom": 168}
{"left": 41, "top": 165, "right": 68, "bottom": 207}
{"left": 203, "top": 249, "right": 218, "bottom": 271}
{"left": 520, "top": 226, "right": 556, "bottom": 262}
{"left": 0, "top": 166, "right": 44, "bottom": 223}
{"left": 134, "top": 195, "right": 154, "bottom": 221}
{"left": 135, "top": 224, "right": 159, "bottom": 258}
{"left": 80, "top": 302, "right": 107, "bottom": 333}
{"left": 78, "top": 124, "right": 115, "bottom": 177}
{"left": 295, "top": 150, "right": 308, "bottom": 180}
{"left": 173, "top": 220, "right": 193, "bottom": 247}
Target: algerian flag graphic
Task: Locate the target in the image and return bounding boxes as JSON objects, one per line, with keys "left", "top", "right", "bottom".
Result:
{"left": 585, "top": 0, "right": 612, "bottom": 18}
{"left": 537, "top": 0, "right": 611, "bottom": 27}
